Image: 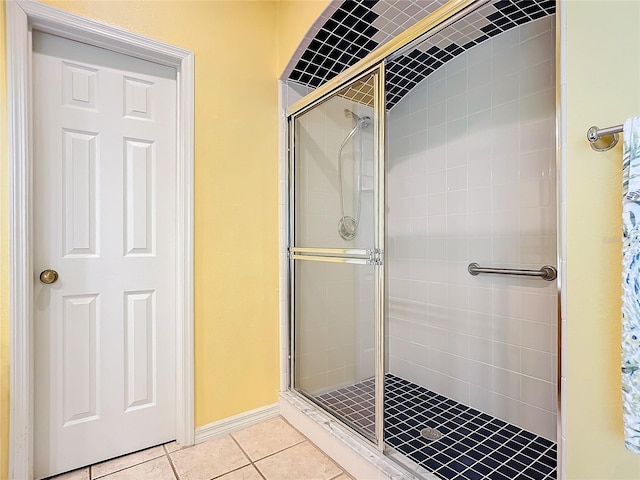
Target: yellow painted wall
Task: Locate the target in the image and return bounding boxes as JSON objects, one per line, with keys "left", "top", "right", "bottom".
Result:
{"left": 276, "top": 0, "right": 329, "bottom": 76}
{"left": 565, "top": 1, "right": 640, "bottom": 478}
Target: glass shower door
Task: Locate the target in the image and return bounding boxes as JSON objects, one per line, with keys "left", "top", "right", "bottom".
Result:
{"left": 289, "top": 67, "right": 384, "bottom": 445}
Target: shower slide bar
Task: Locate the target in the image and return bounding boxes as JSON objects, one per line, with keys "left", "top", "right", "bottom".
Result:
{"left": 587, "top": 124, "right": 623, "bottom": 152}
{"left": 468, "top": 262, "right": 557, "bottom": 281}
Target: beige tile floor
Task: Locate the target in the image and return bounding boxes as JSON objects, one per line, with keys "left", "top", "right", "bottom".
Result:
{"left": 49, "top": 417, "right": 353, "bottom": 480}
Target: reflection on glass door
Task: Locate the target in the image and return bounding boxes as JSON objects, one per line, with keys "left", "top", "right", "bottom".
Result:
{"left": 289, "top": 68, "right": 384, "bottom": 444}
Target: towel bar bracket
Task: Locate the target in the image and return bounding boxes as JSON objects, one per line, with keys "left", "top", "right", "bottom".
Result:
{"left": 587, "top": 125, "right": 621, "bottom": 152}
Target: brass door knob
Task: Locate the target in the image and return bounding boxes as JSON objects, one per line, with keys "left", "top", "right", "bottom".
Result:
{"left": 39, "top": 269, "right": 59, "bottom": 284}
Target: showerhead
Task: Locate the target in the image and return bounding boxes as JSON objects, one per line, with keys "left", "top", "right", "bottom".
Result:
{"left": 344, "top": 109, "right": 371, "bottom": 129}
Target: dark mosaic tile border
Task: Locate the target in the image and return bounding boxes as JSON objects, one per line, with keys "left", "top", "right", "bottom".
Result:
{"left": 288, "top": 0, "right": 555, "bottom": 108}
{"left": 317, "top": 374, "right": 557, "bottom": 480}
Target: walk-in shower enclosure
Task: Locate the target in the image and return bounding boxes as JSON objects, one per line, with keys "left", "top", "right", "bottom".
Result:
{"left": 286, "top": 1, "right": 558, "bottom": 479}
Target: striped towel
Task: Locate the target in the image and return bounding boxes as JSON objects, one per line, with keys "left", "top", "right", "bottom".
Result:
{"left": 622, "top": 116, "right": 640, "bottom": 454}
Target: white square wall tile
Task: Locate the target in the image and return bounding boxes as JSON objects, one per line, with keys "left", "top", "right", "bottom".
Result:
{"left": 427, "top": 79, "right": 447, "bottom": 106}
{"left": 447, "top": 190, "right": 467, "bottom": 215}
{"left": 470, "top": 385, "right": 495, "bottom": 414}
{"left": 448, "top": 354, "right": 470, "bottom": 381}
{"left": 491, "top": 209, "right": 520, "bottom": 236}
{"left": 468, "top": 236, "right": 493, "bottom": 264}
{"left": 493, "top": 367, "right": 521, "bottom": 400}
{"left": 469, "top": 338, "right": 493, "bottom": 364}
{"left": 520, "top": 60, "right": 553, "bottom": 97}
{"left": 492, "top": 393, "right": 522, "bottom": 426}
{"left": 491, "top": 73, "right": 519, "bottom": 106}
{"left": 426, "top": 237, "right": 447, "bottom": 261}
{"left": 447, "top": 285, "right": 469, "bottom": 310}
{"left": 467, "top": 83, "right": 492, "bottom": 115}
{"left": 427, "top": 169, "right": 447, "bottom": 194}
{"left": 447, "top": 213, "right": 468, "bottom": 236}
{"left": 468, "top": 360, "right": 494, "bottom": 388}
{"left": 427, "top": 102, "right": 447, "bottom": 128}
{"left": 468, "top": 187, "right": 492, "bottom": 213}
{"left": 448, "top": 331, "right": 470, "bottom": 358}
{"left": 520, "top": 291, "right": 554, "bottom": 323}
{"left": 519, "top": 30, "right": 554, "bottom": 68}
{"left": 468, "top": 60, "right": 492, "bottom": 88}
{"left": 447, "top": 93, "right": 468, "bottom": 121}
{"left": 493, "top": 342, "right": 521, "bottom": 372}
{"left": 492, "top": 289, "right": 520, "bottom": 318}
{"left": 446, "top": 236, "right": 468, "bottom": 261}
{"left": 447, "top": 377, "right": 471, "bottom": 405}
{"left": 467, "top": 286, "right": 493, "bottom": 313}
{"left": 467, "top": 312, "right": 494, "bottom": 339}
{"left": 467, "top": 155, "right": 491, "bottom": 188}
{"left": 520, "top": 404, "right": 557, "bottom": 441}
{"left": 520, "top": 320, "right": 554, "bottom": 353}
{"left": 447, "top": 165, "right": 468, "bottom": 192}
{"left": 492, "top": 315, "right": 520, "bottom": 345}
{"left": 492, "top": 237, "right": 521, "bottom": 264}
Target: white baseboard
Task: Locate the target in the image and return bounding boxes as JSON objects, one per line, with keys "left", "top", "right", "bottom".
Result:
{"left": 194, "top": 403, "right": 280, "bottom": 444}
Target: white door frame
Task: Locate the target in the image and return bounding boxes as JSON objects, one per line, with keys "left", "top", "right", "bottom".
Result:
{"left": 5, "top": 1, "right": 195, "bottom": 478}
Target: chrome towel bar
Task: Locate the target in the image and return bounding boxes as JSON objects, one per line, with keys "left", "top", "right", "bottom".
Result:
{"left": 468, "top": 263, "right": 557, "bottom": 281}
{"left": 587, "top": 124, "right": 623, "bottom": 152}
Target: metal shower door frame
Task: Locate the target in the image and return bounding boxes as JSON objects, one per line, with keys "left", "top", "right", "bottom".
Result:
{"left": 287, "top": 64, "right": 386, "bottom": 451}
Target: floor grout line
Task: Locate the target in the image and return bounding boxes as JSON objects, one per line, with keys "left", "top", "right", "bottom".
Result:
{"left": 90, "top": 453, "right": 168, "bottom": 480}
{"left": 163, "top": 444, "right": 181, "bottom": 480}
{"left": 226, "top": 435, "right": 268, "bottom": 480}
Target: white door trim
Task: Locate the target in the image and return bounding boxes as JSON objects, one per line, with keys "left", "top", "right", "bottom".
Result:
{"left": 6, "top": 1, "right": 195, "bottom": 478}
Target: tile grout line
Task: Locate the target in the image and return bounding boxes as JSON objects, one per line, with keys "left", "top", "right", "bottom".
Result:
{"left": 231, "top": 429, "right": 308, "bottom": 464}
{"left": 227, "top": 435, "right": 267, "bottom": 480}
{"left": 272, "top": 421, "right": 351, "bottom": 479}
{"left": 230, "top": 419, "right": 350, "bottom": 480}
{"left": 163, "top": 443, "right": 181, "bottom": 480}
{"left": 90, "top": 454, "right": 167, "bottom": 480}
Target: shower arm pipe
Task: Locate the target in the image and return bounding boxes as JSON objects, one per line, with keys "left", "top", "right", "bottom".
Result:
{"left": 467, "top": 263, "right": 557, "bottom": 281}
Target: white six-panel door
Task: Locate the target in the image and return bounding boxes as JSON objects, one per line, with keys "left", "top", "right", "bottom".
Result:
{"left": 32, "top": 31, "right": 177, "bottom": 479}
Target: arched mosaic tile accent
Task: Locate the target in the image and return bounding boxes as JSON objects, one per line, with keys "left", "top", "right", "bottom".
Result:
{"left": 287, "top": 0, "right": 555, "bottom": 108}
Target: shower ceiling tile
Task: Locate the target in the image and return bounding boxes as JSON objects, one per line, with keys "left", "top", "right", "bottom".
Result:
{"left": 371, "top": 1, "right": 392, "bottom": 15}
{"left": 403, "top": 3, "right": 423, "bottom": 18}
{"left": 288, "top": 0, "right": 555, "bottom": 109}
{"left": 371, "top": 30, "right": 389, "bottom": 44}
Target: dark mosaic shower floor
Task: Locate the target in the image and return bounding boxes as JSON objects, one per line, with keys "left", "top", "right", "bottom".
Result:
{"left": 317, "top": 374, "right": 556, "bottom": 480}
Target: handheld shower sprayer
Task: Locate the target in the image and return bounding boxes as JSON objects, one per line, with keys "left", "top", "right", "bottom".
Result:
{"left": 337, "top": 109, "right": 371, "bottom": 241}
